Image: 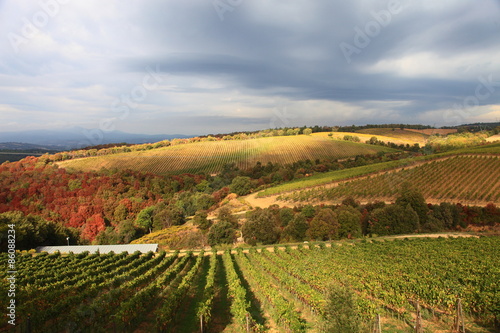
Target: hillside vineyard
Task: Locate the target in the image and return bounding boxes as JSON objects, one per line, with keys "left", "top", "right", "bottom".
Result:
{"left": 2, "top": 128, "right": 500, "bottom": 332}
{"left": 57, "top": 135, "right": 395, "bottom": 175}
{"left": 280, "top": 155, "right": 500, "bottom": 205}
{"left": 4, "top": 237, "right": 499, "bottom": 332}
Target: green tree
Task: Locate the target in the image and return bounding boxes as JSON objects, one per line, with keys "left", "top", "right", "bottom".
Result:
{"left": 217, "top": 206, "right": 238, "bottom": 227}
{"left": 307, "top": 219, "right": 331, "bottom": 241}
{"left": 196, "top": 179, "right": 210, "bottom": 192}
{"left": 229, "top": 176, "right": 254, "bottom": 196}
{"left": 113, "top": 203, "right": 128, "bottom": 222}
{"left": 306, "top": 208, "right": 339, "bottom": 241}
{"left": 279, "top": 207, "right": 295, "bottom": 227}
{"left": 336, "top": 206, "right": 362, "bottom": 239}
{"left": 436, "top": 202, "right": 456, "bottom": 229}
{"left": 175, "top": 192, "right": 197, "bottom": 216}
{"left": 342, "top": 197, "right": 360, "bottom": 208}
{"left": 301, "top": 204, "right": 316, "bottom": 218}
{"left": 343, "top": 135, "right": 360, "bottom": 142}
{"left": 396, "top": 184, "right": 428, "bottom": 224}
{"left": 369, "top": 204, "right": 419, "bottom": 236}
{"left": 242, "top": 209, "right": 280, "bottom": 246}
{"left": 195, "top": 193, "right": 215, "bottom": 211}
{"left": 401, "top": 204, "right": 420, "bottom": 233}
{"left": 134, "top": 206, "right": 155, "bottom": 233}
{"left": 217, "top": 206, "right": 238, "bottom": 228}
{"left": 95, "top": 227, "right": 120, "bottom": 245}
{"left": 117, "top": 219, "right": 140, "bottom": 244}
{"left": 0, "top": 211, "right": 78, "bottom": 250}
{"left": 192, "top": 211, "right": 212, "bottom": 231}
{"left": 321, "top": 284, "right": 362, "bottom": 333}
{"left": 283, "top": 214, "right": 308, "bottom": 242}
{"left": 303, "top": 128, "right": 313, "bottom": 135}
{"left": 207, "top": 221, "right": 235, "bottom": 246}
{"left": 153, "top": 204, "right": 185, "bottom": 231}
{"left": 421, "top": 214, "right": 445, "bottom": 232}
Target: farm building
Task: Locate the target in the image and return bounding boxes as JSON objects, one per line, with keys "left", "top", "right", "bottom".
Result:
{"left": 36, "top": 244, "right": 158, "bottom": 254}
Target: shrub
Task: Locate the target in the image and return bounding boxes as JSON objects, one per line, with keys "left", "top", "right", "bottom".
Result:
{"left": 229, "top": 176, "right": 253, "bottom": 196}
{"left": 321, "top": 284, "right": 362, "bottom": 333}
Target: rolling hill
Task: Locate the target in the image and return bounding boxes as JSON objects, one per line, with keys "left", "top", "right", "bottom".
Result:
{"left": 57, "top": 134, "right": 398, "bottom": 175}
{"left": 355, "top": 128, "right": 430, "bottom": 144}
{"left": 250, "top": 143, "right": 500, "bottom": 206}
{"left": 278, "top": 154, "right": 500, "bottom": 205}
{"left": 315, "top": 130, "right": 425, "bottom": 147}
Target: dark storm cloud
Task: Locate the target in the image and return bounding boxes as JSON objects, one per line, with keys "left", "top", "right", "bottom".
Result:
{"left": 1, "top": 0, "right": 499, "bottom": 135}
{"left": 125, "top": 0, "right": 500, "bottom": 102}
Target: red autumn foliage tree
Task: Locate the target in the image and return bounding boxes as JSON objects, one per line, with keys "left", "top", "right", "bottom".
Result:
{"left": 82, "top": 213, "right": 106, "bottom": 241}
{"left": 0, "top": 156, "right": 181, "bottom": 242}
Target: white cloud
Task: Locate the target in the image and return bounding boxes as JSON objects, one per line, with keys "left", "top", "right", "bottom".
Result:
{"left": 365, "top": 50, "right": 500, "bottom": 80}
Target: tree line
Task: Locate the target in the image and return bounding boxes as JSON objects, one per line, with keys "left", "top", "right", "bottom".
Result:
{"left": 202, "top": 185, "right": 500, "bottom": 247}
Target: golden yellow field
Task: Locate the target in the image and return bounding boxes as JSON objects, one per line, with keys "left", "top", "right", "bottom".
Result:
{"left": 57, "top": 135, "right": 396, "bottom": 175}
{"left": 354, "top": 128, "right": 429, "bottom": 144}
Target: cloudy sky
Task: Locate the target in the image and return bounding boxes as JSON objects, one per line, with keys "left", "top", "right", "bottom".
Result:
{"left": 1, "top": 0, "right": 500, "bottom": 136}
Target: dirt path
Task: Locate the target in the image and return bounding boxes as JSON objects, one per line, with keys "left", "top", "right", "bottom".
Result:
{"left": 383, "top": 232, "right": 479, "bottom": 239}
{"left": 243, "top": 154, "right": 499, "bottom": 209}
{"left": 486, "top": 134, "right": 500, "bottom": 142}
{"left": 244, "top": 191, "right": 290, "bottom": 208}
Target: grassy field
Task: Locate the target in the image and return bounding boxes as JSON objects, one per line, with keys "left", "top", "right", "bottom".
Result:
{"left": 57, "top": 135, "right": 397, "bottom": 175}
{"left": 257, "top": 142, "right": 500, "bottom": 198}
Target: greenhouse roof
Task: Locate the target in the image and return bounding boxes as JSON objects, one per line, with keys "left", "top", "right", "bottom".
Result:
{"left": 36, "top": 244, "right": 158, "bottom": 254}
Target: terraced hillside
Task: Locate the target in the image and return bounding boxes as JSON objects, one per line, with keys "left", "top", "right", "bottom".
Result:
{"left": 57, "top": 135, "right": 397, "bottom": 175}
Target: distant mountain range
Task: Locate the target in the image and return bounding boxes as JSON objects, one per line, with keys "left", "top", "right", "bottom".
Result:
{"left": 0, "top": 142, "right": 59, "bottom": 151}
{"left": 0, "top": 127, "right": 190, "bottom": 151}
{"left": 1, "top": 122, "right": 498, "bottom": 152}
